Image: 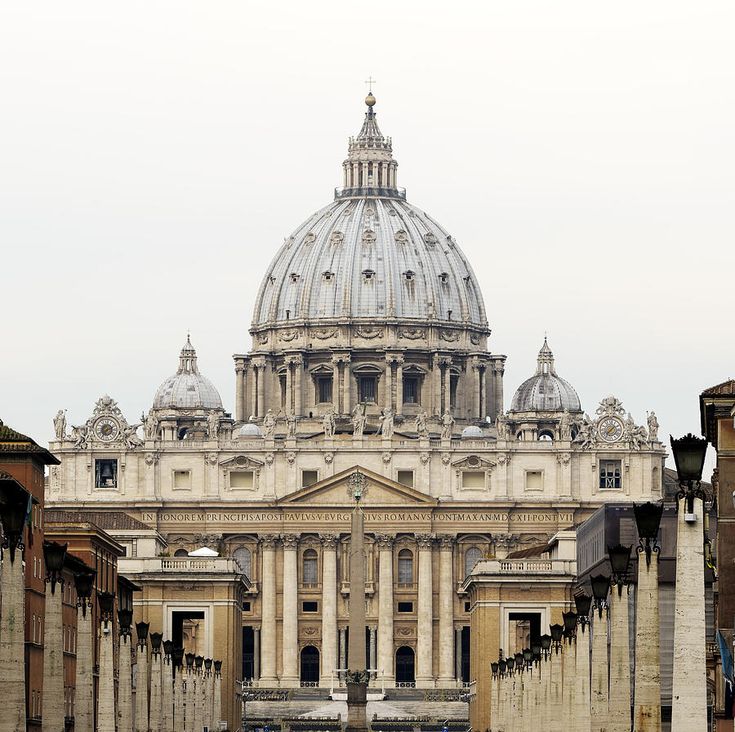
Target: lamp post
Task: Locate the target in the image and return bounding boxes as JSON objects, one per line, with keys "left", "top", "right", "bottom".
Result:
{"left": 573, "top": 593, "right": 592, "bottom": 732}
{"left": 204, "top": 658, "right": 214, "bottom": 732}
{"left": 185, "top": 652, "right": 196, "bottom": 732}
{"left": 73, "top": 570, "right": 96, "bottom": 732}
{"left": 213, "top": 660, "right": 223, "bottom": 731}
{"left": 491, "top": 661, "right": 500, "bottom": 732}
{"left": 149, "top": 632, "right": 163, "bottom": 732}
{"left": 0, "top": 481, "right": 30, "bottom": 732}
{"left": 498, "top": 657, "right": 508, "bottom": 732}
{"left": 172, "top": 648, "right": 184, "bottom": 732}
{"left": 590, "top": 575, "right": 610, "bottom": 732}
{"left": 118, "top": 609, "right": 134, "bottom": 732}
{"left": 162, "top": 640, "right": 174, "bottom": 732}
{"left": 607, "top": 544, "right": 632, "bottom": 732}
{"left": 195, "top": 655, "right": 205, "bottom": 732}
{"left": 633, "top": 501, "right": 664, "bottom": 732}
{"left": 515, "top": 651, "right": 526, "bottom": 730}
{"left": 669, "top": 433, "right": 709, "bottom": 730}
{"left": 42, "top": 540, "right": 67, "bottom": 732}
{"left": 549, "top": 624, "right": 564, "bottom": 732}
{"left": 562, "top": 611, "right": 577, "bottom": 731}
{"left": 540, "top": 634, "right": 552, "bottom": 731}
{"left": 135, "top": 621, "right": 150, "bottom": 732}
{"left": 531, "top": 644, "right": 542, "bottom": 732}
{"left": 97, "top": 591, "right": 117, "bottom": 732}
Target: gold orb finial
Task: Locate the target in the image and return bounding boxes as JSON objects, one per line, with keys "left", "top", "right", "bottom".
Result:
{"left": 365, "top": 92, "right": 376, "bottom": 108}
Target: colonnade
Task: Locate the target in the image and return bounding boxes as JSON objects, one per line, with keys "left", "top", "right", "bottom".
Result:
{"left": 256, "top": 532, "right": 460, "bottom": 688}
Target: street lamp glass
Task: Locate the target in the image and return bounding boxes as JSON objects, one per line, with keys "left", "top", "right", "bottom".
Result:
{"left": 499, "top": 659, "right": 507, "bottom": 675}
{"left": 540, "top": 634, "right": 552, "bottom": 651}
{"left": 163, "top": 640, "right": 174, "bottom": 657}
{"left": 590, "top": 574, "right": 611, "bottom": 603}
{"left": 562, "top": 611, "right": 577, "bottom": 635}
{"left": 185, "top": 652, "right": 195, "bottom": 668}
{"left": 574, "top": 593, "right": 592, "bottom": 618}
{"left": 608, "top": 544, "right": 632, "bottom": 578}
{"left": 0, "top": 485, "right": 29, "bottom": 549}
{"left": 195, "top": 655, "right": 204, "bottom": 669}
{"left": 173, "top": 648, "right": 184, "bottom": 668}
{"left": 150, "top": 632, "right": 163, "bottom": 652}
{"left": 523, "top": 648, "right": 533, "bottom": 663}
{"left": 73, "top": 571, "right": 95, "bottom": 600}
{"left": 214, "top": 660, "right": 222, "bottom": 674}
{"left": 205, "top": 658, "right": 213, "bottom": 670}
{"left": 634, "top": 502, "right": 664, "bottom": 540}
{"left": 97, "top": 591, "right": 115, "bottom": 618}
{"left": 43, "top": 540, "right": 67, "bottom": 573}
{"left": 531, "top": 642, "right": 541, "bottom": 657}
{"left": 670, "top": 433, "right": 708, "bottom": 483}
{"left": 118, "top": 608, "right": 133, "bottom": 633}
{"left": 136, "top": 621, "right": 150, "bottom": 643}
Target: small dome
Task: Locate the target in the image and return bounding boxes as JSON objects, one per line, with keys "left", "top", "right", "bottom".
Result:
{"left": 461, "top": 425, "right": 484, "bottom": 439}
{"left": 152, "top": 336, "right": 223, "bottom": 411}
{"left": 510, "top": 339, "right": 581, "bottom": 413}
{"left": 238, "top": 422, "right": 263, "bottom": 437}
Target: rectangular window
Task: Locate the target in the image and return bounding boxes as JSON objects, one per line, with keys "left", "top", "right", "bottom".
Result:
{"left": 302, "top": 601, "right": 319, "bottom": 613}
{"left": 358, "top": 376, "right": 377, "bottom": 403}
{"left": 397, "top": 601, "right": 414, "bottom": 613}
{"left": 464, "top": 601, "right": 471, "bottom": 612}
{"left": 599, "top": 460, "right": 622, "bottom": 489}
{"left": 230, "top": 470, "right": 254, "bottom": 489}
{"left": 461, "top": 471, "right": 485, "bottom": 489}
{"left": 450, "top": 375, "right": 459, "bottom": 408}
{"left": 403, "top": 376, "right": 419, "bottom": 404}
{"left": 302, "top": 470, "right": 319, "bottom": 488}
{"left": 173, "top": 470, "right": 191, "bottom": 489}
{"left": 95, "top": 459, "right": 118, "bottom": 488}
{"left": 317, "top": 376, "right": 333, "bottom": 404}
{"left": 525, "top": 470, "right": 543, "bottom": 492}
{"left": 396, "top": 470, "right": 414, "bottom": 487}
{"left": 280, "top": 375, "right": 287, "bottom": 408}
{"left": 242, "top": 601, "right": 251, "bottom": 612}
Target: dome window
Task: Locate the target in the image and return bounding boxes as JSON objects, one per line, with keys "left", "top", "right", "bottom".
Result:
{"left": 362, "top": 269, "right": 376, "bottom": 282}
{"left": 290, "top": 273, "right": 300, "bottom": 283}
{"left": 538, "top": 430, "right": 554, "bottom": 442}
{"left": 403, "top": 270, "right": 415, "bottom": 282}
{"left": 439, "top": 272, "right": 449, "bottom": 284}
{"left": 323, "top": 271, "right": 334, "bottom": 282}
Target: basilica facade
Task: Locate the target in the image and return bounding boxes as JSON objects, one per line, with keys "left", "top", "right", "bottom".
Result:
{"left": 46, "top": 94, "right": 665, "bottom": 727}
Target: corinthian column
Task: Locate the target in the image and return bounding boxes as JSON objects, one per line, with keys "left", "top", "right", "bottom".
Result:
{"left": 281, "top": 534, "right": 300, "bottom": 686}
{"left": 235, "top": 360, "right": 245, "bottom": 422}
{"left": 395, "top": 357, "right": 404, "bottom": 415}
{"left": 320, "top": 534, "right": 339, "bottom": 686}
{"left": 376, "top": 535, "right": 395, "bottom": 687}
{"left": 437, "top": 536, "right": 455, "bottom": 687}
{"left": 259, "top": 535, "right": 278, "bottom": 685}
{"left": 416, "top": 534, "right": 435, "bottom": 688}
{"left": 384, "top": 357, "right": 393, "bottom": 411}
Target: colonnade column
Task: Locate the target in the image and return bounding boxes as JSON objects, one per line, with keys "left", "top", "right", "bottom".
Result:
{"left": 332, "top": 358, "right": 341, "bottom": 414}
{"left": 342, "top": 357, "right": 351, "bottom": 415}
{"left": 234, "top": 359, "right": 247, "bottom": 422}
{"left": 281, "top": 534, "right": 300, "bottom": 686}
{"left": 384, "top": 357, "right": 393, "bottom": 410}
{"left": 416, "top": 534, "right": 434, "bottom": 688}
{"left": 376, "top": 535, "right": 395, "bottom": 686}
{"left": 432, "top": 355, "right": 442, "bottom": 415}
{"left": 320, "top": 534, "right": 339, "bottom": 686}
{"left": 437, "top": 536, "right": 455, "bottom": 687}
{"left": 250, "top": 365, "right": 259, "bottom": 420}
{"left": 259, "top": 535, "right": 278, "bottom": 685}
{"left": 256, "top": 363, "right": 266, "bottom": 419}
{"left": 395, "top": 358, "right": 404, "bottom": 415}
{"left": 285, "top": 364, "right": 293, "bottom": 414}
{"left": 442, "top": 361, "right": 452, "bottom": 414}
{"left": 293, "top": 356, "right": 303, "bottom": 416}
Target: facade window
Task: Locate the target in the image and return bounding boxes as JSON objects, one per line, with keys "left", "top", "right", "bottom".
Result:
{"left": 359, "top": 376, "right": 377, "bottom": 403}
{"left": 243, "top": 601, "right": 251, "bottom": 612}
{"left": 464, "top": 547, "right": 483, "bottom": 576}
{"left": 317, "top": 376, "right": 333, "bottom": 404}
{"left": 396, "top": 470, "right": 414, "bottom": 487}
{"left": 599, "top": 460, "right": 622, "bottom": 489}
{"left": 538, "top": 430, "right": 554, "bottom": 441}
{"left": 403, "top": 376, "right": 420, "bottom": 404}
{"left": 450, "top": 375, "right": 459, "bottom": 408}
{"left": 95, "top": 459, "right": 117, "bottom": 488}
{"left": 174, "top": 548, "right": 189, "bottom": 557}
{"left": 302, "top": 549, "right": 318, "bottom": 585}
{"left": 461, "top": 471, "right": 485, "bottom": 489}
{"left": 397, "top": 549, "right": 413, "bottom": 585}
{"left": 525, "top": 470, "right": 543, "bottom": 491}
{"left": 230, "top": 470, "right": 254, "bottom": 489}
{"left": 302, "top": 470, "right": 319, "bottom": 488}
{"left": 234, "top": 547, "right": 252, "bottom": 577}
{"left": 302, "top": 601, "right": 318, "bottom": 613}
{"left": 280, "top": 375, "right": 287, "bottom": 408}
{"left": 173, "top": 470, "right": 191, "bottom": 490}
{"left": 397, "top": 601, "right": 414, "bottom": 613}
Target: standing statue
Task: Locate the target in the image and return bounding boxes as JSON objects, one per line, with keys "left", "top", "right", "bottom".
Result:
{"left": 144, "top": 411, "right": 158, "bottom": 440}
{"left": 122, "top": 423, "right": 144, "bottom": 450}
{"left": 207, "top": 411, "right": 220, "bottom": 439}
{"left": 322, "top": 410, "right": 336, "bottom": 438}
{"left": 286, "top": 411, "right": 297, "bottom": 438}
{"left": 558, "top": 409, "right": 572, "bottom": 441}
{"left": 53, "top": 409, "right": 67, "bottom": 439}
{"left": 378, "top": 408, "right": 395, "bottom": 439}
{"left": 646, "top": 411, "right": 659, "bottom": 442}
{"left": 495, "top": 412, "right": 508, "bottom": 440}
{"left": 415, "top": 410, "right": 429, "bottom": 438}
{"left": 351, "top": 404, "right": 367, "bottom": 438}
{"left": 262, "top": 409, "right": 276, "bottom": 438}
{"left": 441, "top": 409, "right": 455, "bottom": 440}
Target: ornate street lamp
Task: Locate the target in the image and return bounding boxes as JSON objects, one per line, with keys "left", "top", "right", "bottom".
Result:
{"left": 195, "top": 655, "right": 204, "bottom": 670}
{"left": 150, "top": 632, "right": 163, "bottom": 655}
{"left": 574, "top": 593, "right": 592, "bottom": 628}
{"left": 491, "top": 661, "right": 499, "bottom": 679}
{"left": 43, "top": 540, "right": 68, "bottom": 594}
{"left": 608, "top": 544, "right": 632, "bottom": 595}
{"left": 163, "top": 640, "right": 174, "bottom": 658}
{"left": 0, "top": 482, "right": 29, "bottom": 563}
{"left": 634, "top": 501, "right": 664, "bottom": 566}
{"left": 97, "top": 591, "right": 115, "bottom": 625}
{"left": 204, "top": 658, "right": 213, "bottom": 673}
{"left": 73, "top": 570, "right": 95, "bottom": 617}
{"left": 670, "top": 433, "right": 708, "bottom": 514}
{"left": 185, "top": 652, "right": 196, "bottom": 670}
{"left": 214, "top": 660, "right": 222, "bottom": 675}
{"left": 540, "top": 633, "right": 552, "bottom": 660}
{"left": 562, "top": 611, "right": 577, "bottom": 641}
{"left": 523, "top": 648, "right": 533, "bottom": 671}
{"left": 550, "top": 624, "right": 564, "bottom": 653}
{"left": 590, "top": 575, "right": 610, "bottom": 618}
{"left": 118, "top": 608, "right": 133, "bottom": 637}
{"left": 136, "top": 621, "right": 150, "bottom": 645}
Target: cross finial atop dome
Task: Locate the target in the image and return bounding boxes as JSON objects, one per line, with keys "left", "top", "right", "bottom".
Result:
{"left": 536, "top": 337, "right": 556, "bottom": 375}
{"left": 179, "top": 334, "right": 199, "bottom": 374}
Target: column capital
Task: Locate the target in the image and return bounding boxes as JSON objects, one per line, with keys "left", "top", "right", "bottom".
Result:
{"left": 260, "top": 533, "right": 279, "bottom": 549}
{"left": 320, "top": 533, "right": 339, "bottom": 549}
{"left": 436, "top": 534, "right": 455, "bottom": 550}
{"left": 415, "top": 533, "right": 435, "bottom": 549}
{"left": 285, "top": 354, "right": 303, "bottom": 367}
{"left": 281, "top": 533, "right": 299, "bottom": 550}
{"left": 374, "top": 533, "right": 395, "bottom": 549}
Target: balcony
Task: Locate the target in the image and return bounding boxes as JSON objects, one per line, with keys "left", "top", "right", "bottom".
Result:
{"left": 460, "top": 557, "right": 576, "bottom": 592}
{"left": 334, "top": 186, "right": 406, "bottom": 200}
{"left": 339, "top": 580, "right": 376, "bottom": 597}
{"left": 119, "top": 556, "right": 251, "bottom": 589}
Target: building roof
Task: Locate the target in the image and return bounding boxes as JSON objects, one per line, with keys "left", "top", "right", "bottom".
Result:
{"left": 699, "top": 379, "right": 735, "bottom": 444}
{"left": 45, "top": 509, "right": 152, "bottom": 532}
{"left": 0, "top": 419, "right": 60, "bottom": 464}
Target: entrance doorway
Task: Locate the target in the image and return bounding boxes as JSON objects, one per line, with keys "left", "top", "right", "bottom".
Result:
{"left": 242, "top": 626, "right": 255, "bottom": 682}
{"left": 508, "top": 611, "right": 541, "bottom": 655}
{"left": 395, "top": 646, "right": 415, "bottom": 684}
{"left": 171, "top": 610, "right": 205, "bottom": 655}
{"left": 461, "top": 626, "right": 471, "bottom": 682}
{"left": 300, "top": 645, "right": 320, "bottom": 684}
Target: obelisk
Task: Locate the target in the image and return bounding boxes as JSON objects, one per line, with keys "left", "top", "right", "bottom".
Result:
{"left": 346, "top": 471, "right": 368, "bottom": 732}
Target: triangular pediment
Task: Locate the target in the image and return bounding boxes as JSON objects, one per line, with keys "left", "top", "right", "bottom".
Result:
{"left": 278, "top": 466, "right": 437, "bottom": 506}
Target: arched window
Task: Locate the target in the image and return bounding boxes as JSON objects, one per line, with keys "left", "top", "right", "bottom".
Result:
{"left": 397, "top": 549, "right": 414, "bottom": 585}
{"left": 302, "top": 549, "right": 318, "bottom": 585}
{"left": 464, "top": 546, "right": 483, "bottom": 576}
{"left": 233, "top": 547, "right": 252, "bottom": 578}
{"left": 174, "top": 549, "right": 188, "bottom": 557}
{"left": 538, "top": 430, "right": 554, "bottom": 442}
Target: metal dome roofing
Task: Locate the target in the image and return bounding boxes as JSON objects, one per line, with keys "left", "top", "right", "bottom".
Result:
{"left": 510, "top": 339, "right": 582, "bottom": 413}
{"left": 152, "top": 336, "right": 223, "bottom": 411}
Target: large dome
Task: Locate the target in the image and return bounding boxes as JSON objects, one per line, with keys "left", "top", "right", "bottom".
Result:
{"left": 251, "top": 95, "right": 487, "bottom": 330}
{"left": 152, "top": 336, "right": 223, "bottom": 411}
{"left": 510, "top": 339, "right": 582, "bottom": 413}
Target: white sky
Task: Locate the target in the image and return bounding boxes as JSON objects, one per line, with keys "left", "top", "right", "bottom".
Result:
{"left": 1, "top": 1, "right": 733, "bottom": 475}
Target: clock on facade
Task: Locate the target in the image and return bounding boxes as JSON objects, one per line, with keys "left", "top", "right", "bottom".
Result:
{"left": 94, "top": 417, "right": 119, "bottom": 441}
{"left": 598, "top": 416, "right": 624, "bottom": 443}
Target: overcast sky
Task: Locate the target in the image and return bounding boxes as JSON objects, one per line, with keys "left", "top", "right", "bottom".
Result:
{"left": 1, "top": 2, "right": 733, "bottom": 474}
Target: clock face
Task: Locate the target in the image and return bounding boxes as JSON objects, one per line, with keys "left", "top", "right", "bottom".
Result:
{"left": 598, "top": 417, "right": 623, "bottom": 443}
{"left": 95, "top": 418, "right": 119, "bottom": 442}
